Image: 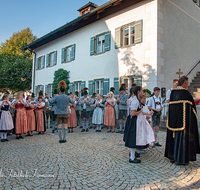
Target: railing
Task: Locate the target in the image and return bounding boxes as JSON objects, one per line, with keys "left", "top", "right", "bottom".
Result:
{"left": 186, "top": 60, "right": 200, "bottom": 76}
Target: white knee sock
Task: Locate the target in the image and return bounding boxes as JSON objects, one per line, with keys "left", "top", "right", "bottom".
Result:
{"left": 130, "top": 148, "right": 136, "bottom": 160}
{"left": 4, "top": 133, "right": 7, "bottom": 139}
{"left": 0, "top": 133, "right": 3, "bottom": 139}
{"left": 99, "top": 125, "right": 102, "bottom": 131}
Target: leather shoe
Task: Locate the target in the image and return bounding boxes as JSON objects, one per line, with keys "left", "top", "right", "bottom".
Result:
{"left": 170, "top": 160, "right": 175, "bottom": 163}
{"left": 155, "top": 142, "right": 162, "bottom": 147}
{"left": 116, "top": 130, "right": 122, "bottom": 133}
{"left": 81, "top": 129, "right": 85, "bottom": 132}
{"left": 86, "top": 129, "right": 89, "bottom": 132}
{"left": 129, "top": 158, "right": 141, "bottom": 163}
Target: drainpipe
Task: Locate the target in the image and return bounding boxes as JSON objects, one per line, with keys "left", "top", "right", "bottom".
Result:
{"left": 32, "top": 51, "right": 36, "bottom": 93}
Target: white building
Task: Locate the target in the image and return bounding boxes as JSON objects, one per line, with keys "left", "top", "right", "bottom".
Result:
{"left": 23, "top": 0, "right": 200, "bottom": 97}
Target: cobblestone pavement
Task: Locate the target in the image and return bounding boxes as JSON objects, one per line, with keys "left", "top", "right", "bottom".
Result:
{"left": 0, "top": 127, "right": 200, "bottom": 190}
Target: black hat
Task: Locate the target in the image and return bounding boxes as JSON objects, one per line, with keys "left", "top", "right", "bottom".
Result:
{"left": 119, "top": 87, "right": 125, "bottom": 91}
{"left": 31, "top": 93, "right": 35, "bottom": 98}
{"left": 110, "top": 87, "right": 115, "bottom": 93}
{"left": 54, "top": 89, "right": 58, "bottom": 94}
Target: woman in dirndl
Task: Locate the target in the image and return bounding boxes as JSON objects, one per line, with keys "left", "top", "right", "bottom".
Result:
{"left": 35, "top": 96, "right": 46, "bottom": 134}
{"left": 68, "top": 94, "right": 77, "bottom": 133}
{"left": 104, "top": 91, "right": 116, "bottom": 133}
{"left": 0, "top": 94, "right": 14, "bottom": 142}
{"left": 92, "top": 94, "right": 105, "bottom": 132}
{"left": 12, "top": 91, "right": 28, "bottom": 139}
{"left": 25, "top": 95, "right": 36, "bottom": 136}
{"left": 123, "top": 86, "right": 154, "bottom": 164}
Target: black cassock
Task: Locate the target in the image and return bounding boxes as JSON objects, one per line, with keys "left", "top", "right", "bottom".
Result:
{"left": 165, "top": 88, "right": 200, "bottom": 164}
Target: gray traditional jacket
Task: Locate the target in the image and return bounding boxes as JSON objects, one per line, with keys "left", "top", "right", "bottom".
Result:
{"left": 75, "top": 96, "right": 81, "bottom": 111}
{"left": 118, "top": 93, "right": 128, "bottom": 110}
{"left": 79, "top": 96, "right": 93, "bottom": 111}
{"left": 48, "top": 93, "right": 72, "bottom": 115}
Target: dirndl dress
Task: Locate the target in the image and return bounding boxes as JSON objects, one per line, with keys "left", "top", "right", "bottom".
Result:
{"left": 68, "top": 105, "right": 77, "bottom": 128}
{"left": 92, "top": 106, "right": 103, "bottom": 125}
{"left": 35, "top": 106, "right": 46, "bottom": 132}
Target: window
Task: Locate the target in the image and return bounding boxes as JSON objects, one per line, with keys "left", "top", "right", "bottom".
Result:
{"left": 36, "top": 85, "right": 44, "bottom": 96}
{"left": 61, "top": 44, "right": 75, "bottom": 63}
{"left": 95, "top": 80, "right": 103, "bottom": 95}
{"left": 97, "top": 34, "right": 105, "bottom": 54}
{"left": 115, "top": 20, "right": 142, "bottom": 49}
{"left": 90, "top": 31, "right": 111, "bottom": 56}
{"left": 193, "top": 0, "right": 200, "bottom": 6}
{"left": 120, "top": 76, "right": 142, "bottom": 92}
{"left": 46, "top": 51, "right": 57, "bottom": 67}
{"left": 36, "top": 56, "right": 45, "bottom": 70}
{"left": 46, "top": 84, "right": 53, "bottom": 97}
{"left": 74, "top": 81, "right": 82, "bottom": 95}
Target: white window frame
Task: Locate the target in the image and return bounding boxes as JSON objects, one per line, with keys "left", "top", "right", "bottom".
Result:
{"left": 66, "top": 46, "right": 72, "bottom": 62}
{"left": 38, "top": 56, "right": 44, "bottom": 70}
{"left": 123, "top": 24, "right": 135, "bottom": 47}
{"left": 74, "top": 81, "right": 81, "bottom": 95}
{"left": 49, "top": 52, "right": 55, "bottom": 67}
{"left": 95, "top": 79, "right": 103, "bottom": 95}
{"left": 96, "top": 34, "right": 105, "bottom": 54}
{"left": 121, "top": 76, "right": 135, "bottom": 92}
{"left": 47, "top": 84, "right": 53, "bottom": 97}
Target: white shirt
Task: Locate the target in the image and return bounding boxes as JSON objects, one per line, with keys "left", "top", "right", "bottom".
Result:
{"left": 166, "top": 88, "right": 172, "bottom": 101}
{"left": 130, "top": 97, "right": 139, "bottom": 111}
{"left": 37, "top": 102, "right": 45, "bottom": 106}
{"left": 0, "top": 100, "right": 11, "bottom": 107}
{"left": 12, "top": 99, "right": 26, "bottom": 105}
{"left": 147, "top": 95, "right": 162, "bottom": 110}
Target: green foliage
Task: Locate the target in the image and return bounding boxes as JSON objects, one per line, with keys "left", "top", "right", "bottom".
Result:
{"left": 0, "top": 27, "right": 37, "bottom": 92}
{"left": 0, "top": 54, "right": 32, "bottom": 92}
{"left": 53, "top": 69, "right": 70, "bottom": 96}
{"left": 143, "top": 89, "right": 152, "bottom": 96}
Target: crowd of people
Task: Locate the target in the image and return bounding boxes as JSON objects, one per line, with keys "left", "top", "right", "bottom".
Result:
{"left": 0, "top": 76, "right": 199, "bottom": 165}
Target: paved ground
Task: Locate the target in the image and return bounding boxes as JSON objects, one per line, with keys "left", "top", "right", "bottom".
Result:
{"left": 0, "top": 127, "right": 200, "bottom": 190}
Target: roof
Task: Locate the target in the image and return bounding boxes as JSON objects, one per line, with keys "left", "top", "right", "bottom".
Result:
{"left": 23, "top": 0, "right": 144, "bottom": 51}
{"left": 77, "top": 2, "right": 99, "bottom": 11}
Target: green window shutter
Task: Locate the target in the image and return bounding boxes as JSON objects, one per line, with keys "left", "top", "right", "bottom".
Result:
{"left": 42, "top": 56, "right": 45, "bottom": 69}
{"left": 81, "top": 81, "right": 86, "bottom": 90}
{"left": 104, "top": 31, "right": 111, "bottom": 52}
{"left": 135, "top": 20, "right": 143, "bottom": 44}
{"left": 46, "top": 54, "right": 49, "bottom": 68}
{"left": 115, "top": 27, "right": 122, "bottom": 49}
{"left": 45, "top": 85, "right": 48, "bottom": 94}
{"left": 69, "top": 82, "right": 73, "bottom": 93}
{"left": 41, "top": 85, "right": 44, "bottom": 93}
{"left": 103, "top": 78, "right": 110, "bottom": 96}
{"left": 61, "top": 48, "right": 65, "bottom": 63}
{"left": 53, "top": 51, "right": 57, "bottom": 65}
{"left": 90, "top": 37, "right": 95, "bottom": 56}
{"left": 114, "top": 77, "right": 119, "bottom": 95}
{"left": 134, "top": 75, "right": 142, "bottom": 86}
{"left": 35, "top": 86, "right": 37, "bottom": 94}
{"left": 36, "top": 58, "right": 38, "bottom": 70}
{"left": 71, "top": 44, "right": 76, "bottom": 61}
{"left": 88, "top": 80, "right": 93, "bottom": 95}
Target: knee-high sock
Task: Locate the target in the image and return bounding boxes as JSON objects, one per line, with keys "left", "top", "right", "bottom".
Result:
{"left": 85, "top": 121, "right": 89, "bottom": 129}
{"left": 99, "top": 125, "right": 102, "bottom": 131}
{"left": 52, "top": 122, "right": 55, "bottom": 131}
{"left": 97, "top": 125, "right": 100, "bottom": 130}
{"left": 82, "top": 121, "right": 86, "bottom": 129}
{"left": 119, "top": 122, "right": 123, "bottom": 131}
{"left": 0, "top": 132, "right": 4, "bottom": 139}
{"left": 63, "top": 128, "right": 67, "bottom": 140}
{"left": 77, "top": 118, "right": 79, "bottom": 126}
{"left": 90, "top": 119, "right": 93, "bottom": 127}
{"left": 3, "top": 133, "right": 7, "bottom": 139}
{"left": 57, "top": 128, "right": 62, "bottom": 140}
{"left": 130, "top": 148, "right": 136, "bottom": 160}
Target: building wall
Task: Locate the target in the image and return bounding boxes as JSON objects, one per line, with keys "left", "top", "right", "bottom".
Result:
{"left": 33, "top": 0, "right": 159, "bottom": 95}
{"left": 160, "top": 0, "right": 200, "bottom": 90}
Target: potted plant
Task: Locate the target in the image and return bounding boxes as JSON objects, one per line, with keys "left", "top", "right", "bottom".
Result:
{"left": 143, "top": 89, "right": 152, "bottom": 98}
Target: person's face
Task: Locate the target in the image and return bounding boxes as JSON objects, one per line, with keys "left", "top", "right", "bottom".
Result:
{"left": 120, "top": 90, "right": 125, "bottom": 94}
{"left": 182, "top": 81, "right": 189, "bottom": 89}
{"left": 138, "top": 88, "right": 143, "bottom": 98}
{"left": 31, "top": 97, "right": 34, "bottom": 101}
{"left": 140, "top": 97, "right": 146, "bottom": 104}
{"left": 97, "top": 95, "right": 101, "bottom": 100}
{"left": 84, "top": 95, "right": 88, "bottom": 98}
{"left": 4, "top": 96, "right": 9, "bottom": 101}
{"left": 28, "top": 97, "right": 31, "bottom": 101}
{"left": 19, "top": 93, "right": 23, "bottom": 99}
{"left": 154, "top": 90, "right": 160, "bottom": 97}
{"left": 39, "top": 98, "right": 42, "bottom": 102}
{"left": 173, "top": 81, "right": 178, "bottom": 88}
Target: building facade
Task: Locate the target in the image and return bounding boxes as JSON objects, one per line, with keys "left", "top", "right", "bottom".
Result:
{"left": 24, "top": 0, "right": 200, "bottom": 97}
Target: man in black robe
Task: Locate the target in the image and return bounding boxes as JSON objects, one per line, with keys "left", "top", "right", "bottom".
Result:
{"left": 165, "top": 76, "right": 200, "bottom": 165}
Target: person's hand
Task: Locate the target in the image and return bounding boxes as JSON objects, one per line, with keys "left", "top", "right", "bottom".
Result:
{"left": 117, "top": 98, "right": 120, "bottom": 102}
{"left": 46, "top": 94, "right": 50, "bottom": 99}
{"left": 146, "top": 116, "right": 151, "bottom": 120}
{"left": 155, "top": 109, "right": 160, "bottom": 112}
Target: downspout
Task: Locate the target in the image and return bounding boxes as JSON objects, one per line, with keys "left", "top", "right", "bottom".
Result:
{"left": 33, "top": 51, "right": 36, "bottom": 94}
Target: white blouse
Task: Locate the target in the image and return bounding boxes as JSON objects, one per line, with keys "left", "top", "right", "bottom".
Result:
{"left": 0, "top": 100, "right": 11, "bottom": 107}
{"left": 37, "top": 102, "right": 45, "bottom": 106}
{"left": 12, "top": 99, "right": 26, "bottom": 105}
{"left": 130, "top": 97, "right": 139, "bottom": 111}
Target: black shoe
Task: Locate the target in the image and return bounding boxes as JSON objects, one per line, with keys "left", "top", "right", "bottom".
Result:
{"left": 81, "top": 129, "right": 85, "bottom": 132}
{"left": 38, "top": 132, "right": 41, "bottom": 135}
{"left": 107, "top": 130, "right": 111, "bottom": 133}
{"left": 59, "top": 140, "right": 63, "bottom": 143}
{"left": 129, "top": 158, "right": 141, "bottom": 163}
{"left": 170, "top": 160, "right": 175, "bottom": 163}
{"left": 175, "top": 162, "right": 189, "bottom": 166}
{"left": 95, "top": 130, "right": 99, "bottom": 132}
{"left": 52, "top": 130, "right": 55, "bottom": 133}
{"left": 86, "top": 129, "right": 89, "bottom": 132}
{"left": 80, "top": 126, "right": 83, "bottom": 128}
{"left": 71, "top": 131, "right": 73, "bottom": 133}
{"left": 68, "top": 131, "right": 70, "bottom": 133}
{"left": 116, "top": 130, "right": 122, "bottom": 133}
{"left": 5, "top": 139, "right": 9, "bottom": 142}
{"left": 16, "top": 136, "right": 20, "bottom": 140}
{"left": 7, "top": 133, "right": 12, "bottom": 136}
{"left": 120, "top": 131, "right": 124, "bottom": 134}
{"left": 98, "top": 130, "right": 101, "bottom": 132}
{"left": 135, "top": 152, "right": 140, "bottom": 158}
{"left": 1, "top": 139, "right": 5, "bottom": 142}
{"left": 89, "top": 126, "right": 93, "bottom": 129}
{"left": 155, "top": 142, "right": 162, "bottom": 147}
{"left": 111, "top": 130, "right": 115, "bottom": 133}
{"left": 19, "top": 136, "right": 23, "bottom": 139}
{"left": 63, "top": 140, "right": 67, "bottom": 143}
{"left": 93, "top": 126, "right": 96, "bottom": 129}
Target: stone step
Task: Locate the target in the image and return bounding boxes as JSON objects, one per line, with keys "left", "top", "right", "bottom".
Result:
{"left": 192, "top": 92, "right": 200, "bottom": 100}
{"left": 191, "top": 81, "right": 200, "bottom": 84}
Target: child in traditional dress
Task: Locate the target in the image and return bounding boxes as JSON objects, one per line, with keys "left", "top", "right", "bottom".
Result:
{"left": 92, "top": 94, "right": 105, "bottom": 132}
{"left": 35, "top": 97, "right": 46, "bottom": 134}
{"left": 124, "top": 86, "right": 154, "bottom": 163}
{"left": 12, "top": 91, "right": 27, "bottom": 139}
{"left": 25, "top": 95, "right": 36, "bottom": 136}
{"left": 68, "top": 94, "right": 77, "bottom": 133}
{"left": 104, "top": 92, "right": 116, "bottom": 133}
{"left": 0, "top": 94, "right": 14, "bottom": 142}
{"left": 90, "top": 92, "right": 96, "bottom": 129}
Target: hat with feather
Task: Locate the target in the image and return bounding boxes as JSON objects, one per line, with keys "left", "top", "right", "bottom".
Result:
{"left": 58, "top": 81, "right": 67, "bottom": 92}
{"left": 82, "top": 87, "right": 88, "bottom": 96}
{"left": 91, "top": 92, "right": 96, "bottom": 98}
{"left": 54, "top": 88, "right": 59, "bottom": 94}
{"left": 39, "top": 90, "right": 43, "bottom": 96}
{"left": 119, "top": 83, "right": 126, "bottom": 91}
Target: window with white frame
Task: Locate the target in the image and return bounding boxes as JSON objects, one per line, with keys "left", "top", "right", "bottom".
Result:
{"left": 123, "top": 25, "right": 135, "bottom": 47}
{"left": 120, "top": 76, "right": 142, "bottom": 92}
{"left": 66, "top": 46, "right": 72, "bottom": 62}
{"left": 61, "top": 44, "right": 75, "bottom": 63}
{"left": 95, "top": 80, "right": 103, "bottom": 95}
{"left": 38, "top": 56, "right": 44, "bottom": 70}
{"left": 47, "top": 84, "right": 53, "bottom": 97}
{"left": 49, "top": 52, "right": 54, "bottom": 67}
{"left": 97, "top": 34, "right": 105, "bottom": 54}
{"left": 74, "top": 82, "right": 81, "bottom": 95}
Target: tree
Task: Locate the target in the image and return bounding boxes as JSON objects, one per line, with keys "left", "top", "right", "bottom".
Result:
{"left": 53, "top": 69, "right": 70, "bottom": 96}
{"left": 0, "top": 27, "right": 37, "bottom": 92}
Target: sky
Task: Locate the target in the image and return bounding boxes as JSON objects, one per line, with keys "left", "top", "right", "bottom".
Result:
{"left": 0, "top": 0, "right": 108, "bottom": 44}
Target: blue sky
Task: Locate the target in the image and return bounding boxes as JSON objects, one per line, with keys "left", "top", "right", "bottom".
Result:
{"left": 0, "top": 0, "right": 108, "bottom": 44}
